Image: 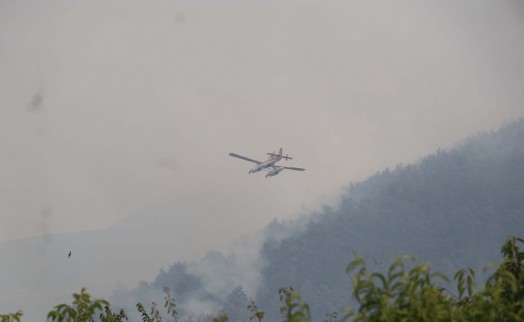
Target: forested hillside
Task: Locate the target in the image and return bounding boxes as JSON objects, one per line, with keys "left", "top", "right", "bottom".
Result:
{"left": 113, "top": 119, "right": 524, "bottom": 321}
{"left": 256, "top": 119, "right": 524, "bottom": 321}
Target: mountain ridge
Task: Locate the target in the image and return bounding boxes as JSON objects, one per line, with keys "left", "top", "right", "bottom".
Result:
{"left": 256, "top": 119, "right": 524, "bottom": 321}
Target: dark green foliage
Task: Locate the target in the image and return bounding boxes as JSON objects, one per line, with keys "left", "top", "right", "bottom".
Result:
{"left": 150, "top": 302, "right": 162, "bottom": 322}
{"left": 345, "top": 255, "right": 453, "bottom": 321}
{"left": 163, "top": 287, "right": 178, "bottom": 322}
{"left": 99, "top": 306, "right": 128, "bottom": 322}
{"left": 47, "top": 288, "right": 110, "bottom": 322}
{"left": 0, "top": 311, "right": 22, "bottom": 322}
{"left": 247, "top": 300, "right": 265, "bottom": 322}
{"left": 494, "top": 236, "right": 524, "bottom": 303}
{"left": 454, "top": 268, "right": 475, "bottom": 304}
{"left": 133, "top": 288, "right": 179, "bottom": 322}
{"left": 136, "top": 303, "right": 152, "bottom": 322}
{"left": 212, "top": 314, "right": 228, "bottom": 322}
{"left": 278, "top": 287, "right": 310, "bottom": 322}
{"left": 343, "top": 235, "right": 524, "bottom": 321}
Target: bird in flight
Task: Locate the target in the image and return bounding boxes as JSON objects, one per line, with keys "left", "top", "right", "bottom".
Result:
{"left": 68, "top": 251, "right": 71, "bottom": 258}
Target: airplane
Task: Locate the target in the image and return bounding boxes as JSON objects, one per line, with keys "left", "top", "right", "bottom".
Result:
{"left": 228, "top": 148, "right": 305, "bottom": 177}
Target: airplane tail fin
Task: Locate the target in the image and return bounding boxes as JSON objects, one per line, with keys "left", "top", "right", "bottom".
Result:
{"left": 268, "top": 148, "right": 293, "bottom": 160}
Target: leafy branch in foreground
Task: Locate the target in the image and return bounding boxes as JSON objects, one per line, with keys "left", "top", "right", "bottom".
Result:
{"left": 163, "top": 287, "right": 178, "bottom": 322}
{"left": 212, "top": 314, "right": 229, "bottom": 322}
{"left": 0, "top": 311, "right": 22, "bottom": 322}
{"left": 342, "top": 235, "right": 524, "bottom": 321}
{"left": 248, "top": 300, "right": 265, "bottom": 322}
{"left": 345, "top": 254, "right": 451, "bottom": 321}
{"left": 99, "top": 305, "right": 128, "bottom": 322}
{"left": 47, "top": 287, "right": 110, "bottom": 322}
{"left": 45, "top": 288, "right": 127, "bottom": 322}
{"left": 279, "top": 287, "right": 310, "bottom": 322}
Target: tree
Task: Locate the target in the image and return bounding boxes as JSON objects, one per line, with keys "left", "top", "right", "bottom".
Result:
{"left": 247, "top": 300, "right": 265, "bottom": 322}
{"left": 343, "top": 236, "right": 524, "bottom": 321}
{"left": 0, "top": 311, "right": 22, "bottom": 322}
{"left": 278, "top": 287, "right": 310, "bottom": 322}
{"left": 46, "top": 287, "right": 129, "bottom": 322}
{"left": 221, "top": 286, "right": 249, "bottom": 322}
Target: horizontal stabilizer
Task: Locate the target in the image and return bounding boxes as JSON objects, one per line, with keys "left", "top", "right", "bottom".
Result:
{"left": 267, "top": 153, "right": 293, "bottom": 160}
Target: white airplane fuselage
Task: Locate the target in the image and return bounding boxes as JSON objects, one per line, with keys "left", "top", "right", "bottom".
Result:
{"left": 249, "top": 158, "right": 279, "bottom": 174}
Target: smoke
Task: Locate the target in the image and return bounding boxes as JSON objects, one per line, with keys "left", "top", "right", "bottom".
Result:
{"left": 106, "top": 208, "right": 323, "bottom": 322}
{"left": 184, "top": 298, "right": 220, "bottom": 319}
{"left": 109, "top": 229, "right": 268, "bottom": 320}
{"left": 189, "top": 236, "right": 264, "bottom": 298}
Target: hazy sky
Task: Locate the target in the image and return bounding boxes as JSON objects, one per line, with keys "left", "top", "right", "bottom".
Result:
{"left": 1, "top": 0, "right": 524, "bottom": 250}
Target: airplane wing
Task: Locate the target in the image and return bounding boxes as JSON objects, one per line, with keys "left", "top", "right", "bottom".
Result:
{"left": 228, "top": 153, "right": 261, "bottom": 164}
{"left": 281, "top": 166, "right": 305, "bottom": 171}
